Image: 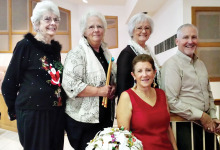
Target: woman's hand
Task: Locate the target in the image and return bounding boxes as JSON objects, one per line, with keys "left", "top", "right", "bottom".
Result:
{"left": 98, "top": 85, "right": 112, "bottom": 97}
{"left": 108, "top": 85, "right": 116, "bottom": 100}
{"left": 77, "top": 85, "right": 115, "bottom": 98}
{"left": 98, "top": 85, "right": 116, "bottom": 99}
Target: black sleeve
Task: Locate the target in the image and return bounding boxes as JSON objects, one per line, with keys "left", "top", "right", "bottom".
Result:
{"left": 116, "top": 49, "right": 135, "bottom": 100}
{"left": 1, "top": 40, "right": 29, "bottom": 120}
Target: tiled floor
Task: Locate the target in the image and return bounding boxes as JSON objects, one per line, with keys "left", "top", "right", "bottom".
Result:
{"left": 0, "top": 128, "right": 73, "bottom": 150}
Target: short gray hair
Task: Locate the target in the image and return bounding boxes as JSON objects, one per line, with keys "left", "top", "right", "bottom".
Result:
{"left": 128, "top": 12, "right": 154, "bottom": 38}
{"left": 31, "top": 0, "right": 60, "bottom": 32}
{"left": 177, "top": 23, "right": 198, "bottom": 39}
{"left": 80, "top": 10, "right": 107, "bottom": 36}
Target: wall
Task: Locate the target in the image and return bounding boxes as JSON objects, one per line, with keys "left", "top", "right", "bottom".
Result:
{"left": 147, "top": 0, "right": 183, "bottom": 66}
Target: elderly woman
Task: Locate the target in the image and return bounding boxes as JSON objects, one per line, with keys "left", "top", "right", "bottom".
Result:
{"left": 62, "top": 10, "right": 116, "bottom": 150}
{"left": 117, "top": 12, "right": 160, "bottom": 98}
{"left": 1, "top": 1, "right": 65, "bottom": 150}
{"left": 117, "top": 54, "right": 177, "bottom": 150}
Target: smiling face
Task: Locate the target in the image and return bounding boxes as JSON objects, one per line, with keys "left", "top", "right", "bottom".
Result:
{"left": 37, "top": 11, "right": 60, "bottom": 38}
{"left": 176, "top": 26, "right": 198, "bottom": 58}
{"left": 132, "top": 21, "right": 151, "bottom": 47}
{"left": 131, "top": 61, "right": 156, "bottom": 88}
{"left": 84, "top": 16, "right": 104, "bottom": 47}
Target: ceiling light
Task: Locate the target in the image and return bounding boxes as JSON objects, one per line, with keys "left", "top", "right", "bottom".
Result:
{"left": 83, "top": 0, "right": 88, "bottom": 3}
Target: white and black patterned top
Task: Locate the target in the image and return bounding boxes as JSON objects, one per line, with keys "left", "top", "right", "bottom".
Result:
{"left": 62, "top": 37, "right": 116, "bottom": 123}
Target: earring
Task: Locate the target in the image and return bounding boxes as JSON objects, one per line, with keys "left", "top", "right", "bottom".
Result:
{"left": 134, "top": 79, "right": 137, "bottom": 89}
{"left": 153, "top": 79, "right": 157, "bottom": 88}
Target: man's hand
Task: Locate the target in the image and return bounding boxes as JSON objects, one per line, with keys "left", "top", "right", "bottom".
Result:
{"left": 200, "top": 112, "right": 215, "bottom": 132}
{"left": 213, "top": 119, "right": 220, "bottom": 133}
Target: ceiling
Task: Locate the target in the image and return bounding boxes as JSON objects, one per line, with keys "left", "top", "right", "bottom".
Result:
{"left": 65, "top": 0, "right": 127, "bottom": 5}
{"left": 65, "top": 0, "right": 167, "bottom": 16}
{"left": 131, "top": 0, "right": 167, "bottom": 16}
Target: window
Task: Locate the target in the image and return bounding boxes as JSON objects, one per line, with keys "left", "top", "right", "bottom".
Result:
{"left": 0, "top": 0, "right": 71, "bottom": 53}
{"left": 104, "top": 16, "right": 118, "bottom": 49}
{"left": 192, "top": 7, "right": 220, "bottom": 81}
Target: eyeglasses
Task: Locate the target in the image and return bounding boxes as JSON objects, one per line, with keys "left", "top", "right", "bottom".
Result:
{"left": 135, "top": 26, "right": 151, "bottom": 32}
{"left": 87, "top": 25, "right": 103, "bottom": 31}
{"left": 42, "top": 17, "right": 60, "bottom": 24}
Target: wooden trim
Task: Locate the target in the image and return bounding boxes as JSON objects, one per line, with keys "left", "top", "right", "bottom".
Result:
{"left": 0, "top": 124, "right": 17, "bottom": 132}
{"left": 214, "top": 99, "right": 220, "bottom": 105}
{"left": 29, "top": 0, "right": 33, "bottom": 33}
{"left": 170, "top": 113, "right": 187, "bottom": 122}
{"left": 191, "top": 7, "right": 197, "bottom": 26}
{"left": 0, "top": 95, "right": 17, "bottom": 132}
{"left": 192, "top": 7, "right": 220, "bottom": 25}
{"left": 0, "top": 32, "right": 10, "bottom": 35}
{"left": 105, "top": 16, "right": 118, "bottom": 19}
{"left": 9, "top": 0, "right": 12, "bottom": 52}
{"left": 107, "top": 25, "right": 117, "bottom": 29}
{"left": 210, "top": 77, "right": 220, "bottom": 82}
{"left": 56, "top": 32, "right": 70, "bottom": 35}
{"left": 198, "top": 43, "right": 220, "bottom": 47}
{"left": 68, "top": 7, "right": 72, "bottom": 53}
{"left": 59, "top": 7, "right": 70, "bottom": 12}
{"left": 12, "top": 32, "right": 29, "bottom": 35}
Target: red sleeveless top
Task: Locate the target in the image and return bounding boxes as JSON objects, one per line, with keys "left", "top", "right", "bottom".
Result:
{"left": 126, "top": 88, "right": 172, "bottom": 150}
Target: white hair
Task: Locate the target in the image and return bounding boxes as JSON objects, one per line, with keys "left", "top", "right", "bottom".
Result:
{"left": 177, "top": 23, "right": 198, "bottom": 39}
{"left": 128, "top": 12, "right": 154, "bottom": 38}
{"left": 80, "top": 10, "right": 107, "bottom": 36}
{"left": 31, "top": 0, "right": 60, "bottom": 31}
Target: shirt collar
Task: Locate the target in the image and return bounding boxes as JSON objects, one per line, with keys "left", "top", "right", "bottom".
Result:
{"left": 176, "top": 50, "right": 198, "bottom": 64}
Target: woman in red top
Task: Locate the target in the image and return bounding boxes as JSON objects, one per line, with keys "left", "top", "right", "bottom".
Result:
{"left": 117, "top": 54, "right": 177, "bottom": 150}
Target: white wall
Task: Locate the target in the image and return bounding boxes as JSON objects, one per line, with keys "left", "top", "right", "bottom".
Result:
{"left": 0, "top": 54, "right": 12, "bottom": 67}
{"left": 148, "top": 0, "right": 183, "bottom": 66}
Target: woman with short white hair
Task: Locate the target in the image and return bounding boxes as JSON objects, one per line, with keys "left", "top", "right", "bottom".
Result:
{"left": 2, "top": 1, "right": 65, "bottom": 150}
{"left": 117, "top": 12, "right": 160, "bottom": 99}
{"left": 62, "top": 10, "right": 116, "bottom": 150}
